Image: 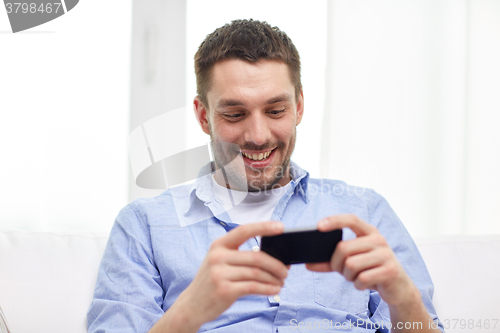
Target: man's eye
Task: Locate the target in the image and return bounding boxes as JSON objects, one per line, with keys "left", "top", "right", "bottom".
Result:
{"left": 225, "top": 113, "right": 243, "bottom": 119}
{"left": 268, "top": 108, "right": 286, "bottom": 115}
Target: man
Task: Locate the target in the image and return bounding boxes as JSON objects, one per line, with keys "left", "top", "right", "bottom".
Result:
{"left": 88, "top": 19, "right": 444, "bottom": 333}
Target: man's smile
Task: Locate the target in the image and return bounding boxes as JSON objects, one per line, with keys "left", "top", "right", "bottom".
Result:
{"left": 241, "top": 148, "right": 277, "bottom": 168}
{"left": 241, "top": 148, "right": 275, "bottom": 161}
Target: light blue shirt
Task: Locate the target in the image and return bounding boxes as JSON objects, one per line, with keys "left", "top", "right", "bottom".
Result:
{"left": 87, "top": 161, "right": 444, "bottom": 333}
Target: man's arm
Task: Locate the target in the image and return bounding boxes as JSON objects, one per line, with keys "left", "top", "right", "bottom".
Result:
{"left": 306, "top": 214, "right": 441, "bottom": 333}
{"left": 87, "top": 203, "right": 166, "bottom": 332}
{"left": 148, "top": 221, "right": 288, "bottom": 333}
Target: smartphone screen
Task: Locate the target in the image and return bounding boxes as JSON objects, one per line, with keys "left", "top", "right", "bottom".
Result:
{"left": 260, "top": 226, "right": 343, "bottom": 265}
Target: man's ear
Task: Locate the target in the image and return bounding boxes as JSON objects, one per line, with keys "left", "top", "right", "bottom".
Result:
{"left": 296, "top": 90, "right": 304, "bottom": 126}
{"left": 193, "top": 96, "right": 210, "bottom": 135}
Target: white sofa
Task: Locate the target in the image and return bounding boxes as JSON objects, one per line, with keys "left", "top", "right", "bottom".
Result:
{"left": 1, "top": 230, "right": 499, "bottom": 333}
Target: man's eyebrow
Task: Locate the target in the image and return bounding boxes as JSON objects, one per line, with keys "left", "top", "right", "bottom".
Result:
{"left": 265, "top": 93, "right": 292, "bottom": 104}
{"left": 215, "top": 99, "right": 244, "bottom": 108}
{"left": 215, "top": 93, "right": 292, "bottom": 109}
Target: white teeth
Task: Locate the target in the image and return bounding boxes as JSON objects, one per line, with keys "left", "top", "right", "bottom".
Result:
{"left": 242, "top": 150, "right": 272, "bottom": 161}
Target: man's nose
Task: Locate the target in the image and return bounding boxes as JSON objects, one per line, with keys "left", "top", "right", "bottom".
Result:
{"left": 243, "top": 113, "right": 271, "bottom": 146}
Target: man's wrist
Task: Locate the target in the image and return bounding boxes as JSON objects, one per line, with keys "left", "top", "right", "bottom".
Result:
{"left": 390, "top": 282, "right": 422, "bottom": 309}
{"left": 387, "top": 283, "right": 440, "bottom": 332}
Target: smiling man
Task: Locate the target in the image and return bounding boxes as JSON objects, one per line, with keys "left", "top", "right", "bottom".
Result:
{"left": 87, "top": 20, "right": 444, "bottom": 333}
{"left": 196, "top": 58, "right": 301, "bottom": 192}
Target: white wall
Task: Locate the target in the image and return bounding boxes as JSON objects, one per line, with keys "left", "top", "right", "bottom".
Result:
{"left": 128, "top": 0, "right": 187, "bottom": 202}
{"left": 0, "top": 1, "right": 132, "bottom": 232}
{"left": 322, "top": 0, "right": 500, "bottom": 236}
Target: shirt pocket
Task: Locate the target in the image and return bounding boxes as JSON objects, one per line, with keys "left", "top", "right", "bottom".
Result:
{"left": 313, "top": 271, "right": 370, "bottom": 315}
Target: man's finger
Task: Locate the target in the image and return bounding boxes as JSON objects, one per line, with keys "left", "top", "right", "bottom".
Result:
{"left": 216, "top": 221, "right": 284, "bottom": 249}
{"left": 341, "top": 249, "right": 386, "bottom": 282}
{"left": 317, "top": 214, "right": 376, "bottom": 237}
{"left": 230, "top": 280, "right": 283, "bottom": 298}
{"left": 220, "top": 265, "right": 285, "bottom": 286}
{"left": 329, "top": 237, "right": 375, "bottom": 273}
{"left": 225, "top": 250, "right": 288, "bottom": 279}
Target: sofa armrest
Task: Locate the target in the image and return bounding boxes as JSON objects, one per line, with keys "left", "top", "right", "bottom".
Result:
{"left": 415, "top": 234, "right": 500, "bottom": 332}
{"left": 0, "top": 230, "right": 108, "bottom": 333}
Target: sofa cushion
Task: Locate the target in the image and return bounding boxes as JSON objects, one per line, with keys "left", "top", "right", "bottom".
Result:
{"left": 0, "top": 230, "right": 108, "bottom": 333}
{"left": 415, "top": 234, "right": 500, "bottom": 332}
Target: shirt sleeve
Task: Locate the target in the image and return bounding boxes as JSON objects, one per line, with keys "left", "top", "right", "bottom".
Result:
{"left": 367, "top": 191, "right": 446, "bottom": 333}
{"left": 87, "top": 202, "right": 164, "bottom": 333}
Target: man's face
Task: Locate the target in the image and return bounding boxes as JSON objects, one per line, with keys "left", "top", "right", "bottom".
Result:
{"left": 194, "top": 59, "right": 304, "bottom": 192}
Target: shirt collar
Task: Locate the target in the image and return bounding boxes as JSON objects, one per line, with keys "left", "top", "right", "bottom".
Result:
{"left": 183, "top": 160, "right": 310, "bottom": 215}
{"left": 289, "top": 160, "right": 310, "bottom": 203}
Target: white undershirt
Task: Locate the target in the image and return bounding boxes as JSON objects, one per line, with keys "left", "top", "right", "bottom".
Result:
{"left": 211, "top": 175, "right": 292, "bottom": 243}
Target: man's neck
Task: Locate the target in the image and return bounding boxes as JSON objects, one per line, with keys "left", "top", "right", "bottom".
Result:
{"left": 211, "top": 167, "right": 292, "bottom": 191}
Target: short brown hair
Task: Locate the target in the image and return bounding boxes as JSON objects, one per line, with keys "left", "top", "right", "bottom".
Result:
{"left": 194, "top": 19, "right": 302, "bottom": 108}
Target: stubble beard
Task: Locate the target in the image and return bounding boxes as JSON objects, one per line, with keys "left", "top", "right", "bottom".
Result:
{"left": 209, "top": 126, "right": 296, "bottom": 193}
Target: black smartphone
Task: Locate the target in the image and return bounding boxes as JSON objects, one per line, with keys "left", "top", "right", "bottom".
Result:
{"left": 260, "top": 226, "right": 343, "bottom": 265}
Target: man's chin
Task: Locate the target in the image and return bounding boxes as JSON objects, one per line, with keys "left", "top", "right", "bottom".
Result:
{"left": 215, "top": 154, "right": 291, "bottom": 192}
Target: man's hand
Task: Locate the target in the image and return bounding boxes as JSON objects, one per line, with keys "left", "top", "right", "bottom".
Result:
{"left": 152, "top": 221, "right": 288, "bottom": 333}
{"left": 306, "top": 214, "right": 441, "bottom": 332}
{"left": 306, "top": 214, "right": 417, "bottom": 307}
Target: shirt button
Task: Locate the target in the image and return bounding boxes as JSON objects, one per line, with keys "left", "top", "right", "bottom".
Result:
{"left": 273, "top": 295, "right": 281, "bottom": 302}
{"left": 252, "top": 246, "right": 260, "bottom": 252}
{"left": 220, "top": 222, "right": 226, "bottom": 226}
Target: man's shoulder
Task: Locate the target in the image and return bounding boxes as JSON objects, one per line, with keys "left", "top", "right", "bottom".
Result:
{"left": 306, "top": 177, "right": 382, "bottom": 204}
{"left": 119, "top": 184, "right": 192, "bottom": 227}
{"left": 290, "top": 161, "right": 383, "bottom": 206}
{"left": 305, "top": 177, "right": 396, "bottom": 226}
